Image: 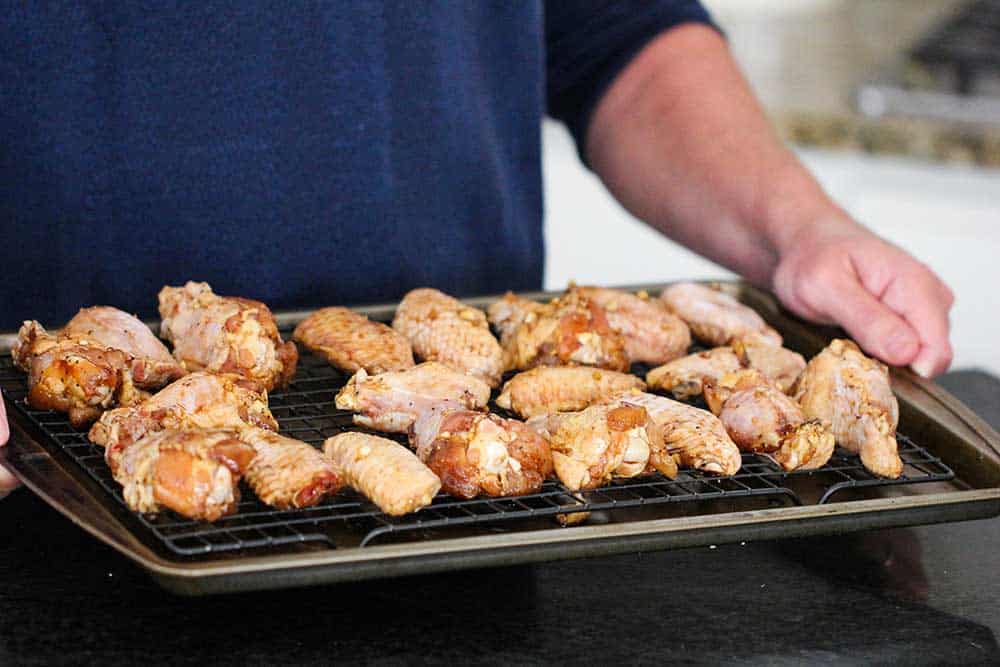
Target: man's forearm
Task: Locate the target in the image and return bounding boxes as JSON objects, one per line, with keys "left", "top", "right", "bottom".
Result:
{"left": 586, "top": 24, "right": 851, "bottom": 286}
{"left": 585, "top": 23, "right": 954, "bottom": 376}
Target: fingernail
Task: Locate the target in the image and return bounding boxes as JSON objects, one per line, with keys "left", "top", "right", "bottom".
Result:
{"left": 911, "top": 358, "right": 934, "bottom": 378}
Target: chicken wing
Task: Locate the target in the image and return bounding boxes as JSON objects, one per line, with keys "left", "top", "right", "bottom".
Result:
{"left": 572, "top": 286, "right": 691, "bottom": 364}
{"left": 324, "top": 432, "right": 441, "bottom": 515}
{"left": 645, "top": 347, "right": 742, "bottom": 400}
{"left": 732, "top": 338, "right": 805, "bottom": 394}
{"left": 238, "top": 427, "right": 343, "bottom": 509}
{"left": 496, "top": 366, "right": 645, "bottom": 419}
{"left": 526, "top": 402, "right": 655, "bottom": 490}
{"left": 114, "top": 429, "right": 255, "bottom": 521}
{"left": 90, "top": 372, "right": 277, "bottom": 470}
{"left": 659, "top": 282, "right": 781, "bottom": 347}
{"left": 794, "top": 339, "right": 902, "bottom": 478}
{"left": 61, "top": 306, "right": 186, "bottom": 388}
{"left": 704, "top": 370, "right": 834, "bottom": 471}
{"left": 486, "top": 291, "right": 628, "bottom": 372}
{"left": 702, "top": 368, "right": 772, "bottom": 416}
{"left": 485, "top": 291, "right": 544, "bottom": 342}
{"left": 293, "top": 307, "right": 414, "bottom": 375}
{"left": 410, "top": 408, "right": 552, "bottom": 499}
{"left": 158, "top": 281, "right": 298, "bottom": 390}
{"left": 646, "top": 339, "right": 806, "bottom": 400}
{"left": 12, "top": 321, "right": 146, "bottom": 427}
{"left": 335, "top": 361, "right": 491, "bottom": 433}
{"left": 617, "top": 392, "right": 742, "bottom": 476}
{"left": 391, "top": 288, "right": 503, "bottom": 386}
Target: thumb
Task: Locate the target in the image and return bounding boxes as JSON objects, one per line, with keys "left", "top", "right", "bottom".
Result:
{"left": 0, "top": 389, "right": 8, "bottom": 446}
{"left": 0, "top": 391, "right": 19, "bottom": 495}
{"left": 809, "top": 277, "right": 921, "bottom": 367}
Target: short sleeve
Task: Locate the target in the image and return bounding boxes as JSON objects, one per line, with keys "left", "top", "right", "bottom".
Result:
{"left": 545, "top": 0, "right": 719, "bottom": 160}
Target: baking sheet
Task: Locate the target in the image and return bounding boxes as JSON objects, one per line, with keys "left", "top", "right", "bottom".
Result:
{"left": 3, "top": 282, "right": 999, "bottom": 595}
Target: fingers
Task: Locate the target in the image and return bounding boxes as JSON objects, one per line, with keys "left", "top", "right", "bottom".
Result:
{"left": 817, "top": 276, "right": 922, "bottom": 367}
{"left": 0, "top": 391, "right": 19, "bottom": 496}
{"left": 773, "top": 232, "right": 955, "bottom": 377}
{"left": 0, "top": 465, "right": 17, "bottom": 497}
{"left": 0, "top": 389, "right": 8, "bottom": 446}
{"left": 877, "top": 270, "right": 954, "bottom": 378}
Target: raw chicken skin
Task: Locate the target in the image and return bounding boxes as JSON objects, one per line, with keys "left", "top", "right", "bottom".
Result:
{"left": 392, "top": 288, "right": 504, "bottom": 387}
{"left": 660, "top": 282, "right": 781, "bottom": 347}
{"left": 572, "top": 286, "right": 691, "bottom": 364}
{"left": 646, "top": 347, "right": 742, "bottom": 400}
{"left": 293, "top": 307, "right": 414, "bottom": 375}
{"left": 158, "top": 281, "right": 298, "bottom": 391}
{"left": 496, "top": 366, "right": 646, "bottom": 419}
{"left": 238, "top": 428, "right": 343, "bottom": 509}
{"left": 335, "top": 361, "right": 491, "bottom": 433}
{"left": 617, "top": 392, "right": 742, "bottom": 476}
{"left": 487, "top": 291, "right": 628, "bottom": 373}
{"left": 526, "top": 402, "right": 657, "bottom": 490}
{"left": 732, "top": 338, "right": 805, "bottom": 395}
{"left": 90, "top": 372, "right": 277, "bottom": 471}
{"left": 61, "top": 306, "right": 186, "bottom": 388}
{"left": 646, "top": 340, "right": 805, "bottom": 400}
{"left": 12, "top": 321, "right": 146, "bottom": 427}
{"left": 411, "top": 408, "right": 553, "bottom": 499}
{"left": 324, "top": 432, "right": 441, "bottom": 516}
{"left": 705, "top": 370, "right": 834, "bottom": 471}
{"left": 114, "top": 429, "right": 255, "bottom": 521}
{"left": 794, "top": 339, "right": 902, "bottom": 478}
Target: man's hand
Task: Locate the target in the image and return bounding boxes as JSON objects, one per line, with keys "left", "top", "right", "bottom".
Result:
{"left": 0, "top": 391, "right": 19, "bottom": 498}
{"left": 586, "top": 24, "right": 954, "bottom": 375}
{"left": 772, "top": 220, "right": 953, "bottom": 377}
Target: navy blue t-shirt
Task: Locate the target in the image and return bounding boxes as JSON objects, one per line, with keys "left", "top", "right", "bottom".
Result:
{"left": 0, "top": 1, "right": 712, "bottom": 329}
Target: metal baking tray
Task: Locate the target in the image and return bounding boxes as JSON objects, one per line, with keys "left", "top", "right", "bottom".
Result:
{"left": 2, "top": 282, "right": 999, "bottom": 596}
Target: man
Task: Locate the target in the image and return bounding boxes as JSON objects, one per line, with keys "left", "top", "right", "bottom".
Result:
{"left": 0, "top": 2, "right": 953, "bottom": 496}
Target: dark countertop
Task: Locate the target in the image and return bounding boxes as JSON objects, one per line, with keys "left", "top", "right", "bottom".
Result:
{"left": 2, "top": 370, "right": 999, "bottom": 666}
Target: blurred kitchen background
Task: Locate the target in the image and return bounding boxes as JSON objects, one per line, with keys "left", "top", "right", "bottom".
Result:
{"left": 542, "top": 0, "right": 999, "bottom": 375}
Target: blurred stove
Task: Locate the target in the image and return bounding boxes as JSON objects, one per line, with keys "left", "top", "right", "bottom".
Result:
{"left": 857, "top": 0, "right": 1000, "bottom": 126}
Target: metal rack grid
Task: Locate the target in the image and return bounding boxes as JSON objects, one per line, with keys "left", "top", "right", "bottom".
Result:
{"left": 0, "top": 344, "right": 954, "bottom": 558}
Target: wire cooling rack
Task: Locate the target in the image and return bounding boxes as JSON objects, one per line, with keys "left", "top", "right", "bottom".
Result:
{"left": 0, "top": 340, "right": 954, "bottom": 558}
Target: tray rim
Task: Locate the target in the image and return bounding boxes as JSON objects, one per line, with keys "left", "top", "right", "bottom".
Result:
{"left": 4, "top": 280, "right": 1000, "bottom": 595}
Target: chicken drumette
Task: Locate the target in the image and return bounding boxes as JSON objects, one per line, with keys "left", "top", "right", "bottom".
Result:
{"left": 646, "top": 339, "right": 805, "bottom": 400}
{"left": 12, "top": 321, "right": 146, "bottom": 427}
{"left": 335, "top": 361, "right": 491, "bottom": 433}
{"left": 293, "top": 306, "right": 414, "bottom": 375}
{"left": 410, "top": 408, "right": 553, "bottom": 499}
{"left": 527, "top": 401, "right": 667, "bottom": 490}
{"left": 703, "top": 370, "right": 834, "bottom": 471}
{"left": 61, "top": 306, "right": 186, "bottom": 387}
{"left": 646, "top": 347, "right": 742, "bottom": 400}
{"left": 114, "top": 429, "right": 256, "bottom": 521}
{"left": 496, "top": 366, "right": 646, "bottom": 419}
{"left": 158, "top": 281, "right": 298, "bottom": 391}
{"left": 90, "top": 372, "right": 277, "bottom": 469}
{"left": 617, "top": 392, "right": 742, "bottom": 476}
{"left": 487, "top": 291, "right": 628, "bottom": 372}
{"left": 794, "top": 339, "right": 903, "bottom": 478}
{"left": 659, "top": 282, "right": 781, "bottom": 347}
{"left": 391, "top": 288, "right": 504, "bottom": 387}
{"left": 733, "top": 338, "right": 806, "bottom": 394}
{"left": 572, "top": 286, "right": 691, "bottom": 365}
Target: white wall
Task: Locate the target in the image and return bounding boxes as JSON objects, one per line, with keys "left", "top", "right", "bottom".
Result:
{"left": 541, "top": 122, "right": 734, "bottom": 289}
{"left": 541, "top": 120, "right": 1000, "bottom": 374}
